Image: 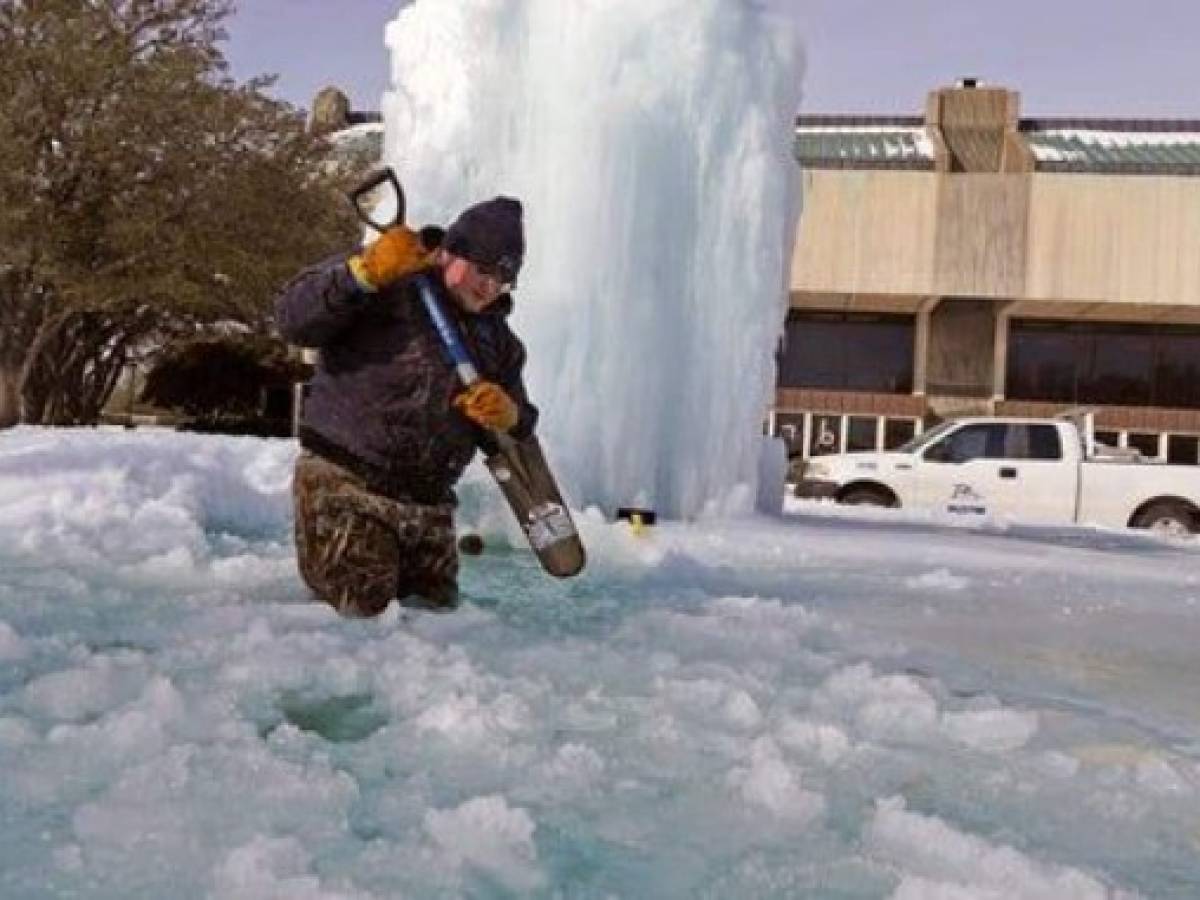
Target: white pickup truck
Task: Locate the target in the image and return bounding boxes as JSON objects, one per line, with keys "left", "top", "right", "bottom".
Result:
{"left": 793, "top": 411, "right": 1200, "bottom": 535}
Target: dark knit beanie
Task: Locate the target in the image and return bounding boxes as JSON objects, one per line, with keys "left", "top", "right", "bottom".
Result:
{"left": 444, "top": 197, "right": 525, "bottom": 283}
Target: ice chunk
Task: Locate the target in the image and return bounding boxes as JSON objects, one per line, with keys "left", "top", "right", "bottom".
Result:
{"left": 22, "top": 653, "right": 149, "bottom": 723}
{"left": 424, "top": 795, "right": 545, "bottom": 892}
{"left": 775, "top": 716, "right": 852, "bottom": 765}
{"left": 941, "top": 708, "right": 1039, "bottom": 753}
{"left": 727, "top": 737, "right": 825, "bottom": 823}
{"left": 868, "top": 796, "right": 1112, "bottom": 899}
{"left": 814, "top": 664, "right": 940, "bottom": 744}
{"left": 211, "top": 835, "right": 368, "bottom": 900}
{"left": 0, "top": 619, "right": 26, "bottom": 661}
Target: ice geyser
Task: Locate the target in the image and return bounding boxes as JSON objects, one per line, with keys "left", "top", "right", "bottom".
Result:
{"left": 382, "top": 0, "right": 803, "bottom": 519}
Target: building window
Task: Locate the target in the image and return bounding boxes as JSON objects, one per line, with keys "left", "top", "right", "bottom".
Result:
{"left": 1127, "top": 433, "right": 1161, "bottom": 459}
{"left": 809, "top": 414, "right": 843, "bottom": 456}
{"left": 884, "top": 418, "right": 917, "bottom": 449}
{"left": 1007, "top": 320, "right": 1200, "bottom": 410}
{"left": 778, "top": 312, "right": 914, "bottom": 394}
{"left": 1006, "top": 326, "right": 1078, "bottom": 401}
{"left": 1079, "top": 330, "right": 1153, "bottom": 406}
{"left": 1154, "top": 332, "right": 1200, "bottom": 408}
{"left": 1168, "top": 435, "right": 1199, "bottom": 466}
{"left": 847, "top": 416, "right": 878, "bottom": 451}
{"left": 774, "top": 412, "right": 806, "bottom": 457}
{"left": 772, "top": 412, "right": 924, "bottom": 461}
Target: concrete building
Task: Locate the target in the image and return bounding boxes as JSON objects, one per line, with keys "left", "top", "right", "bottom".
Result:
{"left": 777, "top": 80, "right": 1200, "bottom": 465}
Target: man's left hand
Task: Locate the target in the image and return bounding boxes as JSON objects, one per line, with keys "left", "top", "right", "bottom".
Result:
{"left": 454, "top": 381, "right": 518, "bottom": 433}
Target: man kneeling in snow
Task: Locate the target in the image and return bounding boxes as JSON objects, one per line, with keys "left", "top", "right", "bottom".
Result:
{"left": 275, "top": 198, "right": 536, "bottom": 615}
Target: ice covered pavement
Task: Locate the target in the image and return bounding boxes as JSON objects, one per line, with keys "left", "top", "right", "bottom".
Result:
{"left": 2, "top": 430, "right": 1199, "bottom": 898}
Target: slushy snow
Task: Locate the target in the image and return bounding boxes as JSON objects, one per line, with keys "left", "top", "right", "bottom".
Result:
{"left": 1, "top": 426, "right": 1199, "bottom": 898}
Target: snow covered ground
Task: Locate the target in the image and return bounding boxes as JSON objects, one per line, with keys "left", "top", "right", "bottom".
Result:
{"left": 1, "top": 428, "right": 1198, "bottom": 898}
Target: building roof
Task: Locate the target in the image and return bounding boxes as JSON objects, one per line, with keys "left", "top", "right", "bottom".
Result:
{"left": 1020, "top": 120, "right": 1200, "bottom": 175}
{"left": 795, "top": 114, "right": 1200, "bottom": 176}
{"left": 328, "top": 121, "right": 384, "bottom": 161}
{"left": 793, "top": 116, "right": 935, "bottom": 170}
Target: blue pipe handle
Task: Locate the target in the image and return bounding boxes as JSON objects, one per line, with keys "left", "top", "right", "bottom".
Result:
{"left": 415, "top": 275, "right": 523, "bottom": 464}
{"left": 416, "top": 277, "right": 480, "bottom": 386}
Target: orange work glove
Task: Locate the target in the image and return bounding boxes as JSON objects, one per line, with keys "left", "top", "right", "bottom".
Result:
{"left": 348, "top": 225, "right": 436, "bottom": 292}
{"left": 453, "top": 381, "right": 519, "bottom": 433}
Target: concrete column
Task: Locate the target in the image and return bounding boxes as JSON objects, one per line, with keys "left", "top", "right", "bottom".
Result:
{"left": 927, "top": 297, "right": 997, "bottom": 395}
{"left": 925, "top": 297, "right": 1003, "bottom": 418}
{"left": 992, "top": 300, "right": 1021, "bottom": 401}
{"left": 925, "top": 81, "right": 1023, "bottom": 173}
{"left": 913, "top": 296, "right": 942, "bottom": 396}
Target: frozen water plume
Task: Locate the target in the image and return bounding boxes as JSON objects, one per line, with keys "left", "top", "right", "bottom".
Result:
{"left": 382, "top": 0, "right": 804, "bottom": 520}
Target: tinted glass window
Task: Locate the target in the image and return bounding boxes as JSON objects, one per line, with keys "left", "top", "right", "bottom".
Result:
{"left": 929, "top": 424, "right": 1007, "bottom": 462}
{"left": 1155, "top": 332, "right": 1200, "bottom": 408}
{"left": 885, "top": 418, "right": 918, "bottom": 449}
{"left": 1025, "top": 424, "right": 1062, "bottom": 460}
{"left": 927, "top": 423, "right": 1062, "bottom": 462}
{"left": 809, "top": 414, "right": 842, "bottom": 456}
{"left": 778, "top": 312, "right": 914, "bottom": 393}
{"left": 1006, "top": 326, "right": 1080, "bottom": 402}
{"left": 1168, "top": 435, "right": 1199, "bottom": 466}
{"left": 1007, "top": 320, "right": 1200, "bottom": 410}
{"left": 847, "top": 416, "right": 878, "bottom": 451}
{"left": 1079, "top": 331, "right": 1153, "bottom": 406}
{"left": 773, "top": 412, "right": 806, "bottom": 456}
{"left": 1127, "top": 433, "right": 1160, "bottom": 459}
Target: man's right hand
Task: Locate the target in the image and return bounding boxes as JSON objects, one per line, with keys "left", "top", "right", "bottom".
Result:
{"left": 348, "top": 226, "right": 437, "bottom": 292}
{"left": 454, "top": 381, "right": 519, "bottom": 433}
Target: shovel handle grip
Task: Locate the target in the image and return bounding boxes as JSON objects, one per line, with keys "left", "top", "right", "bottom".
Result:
{"left": 348, "top": 167, "right": 406, "bottom": 233}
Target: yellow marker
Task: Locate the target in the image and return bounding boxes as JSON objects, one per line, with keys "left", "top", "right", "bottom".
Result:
{"left": 630, "top": 512, "right": 645, "bottom": 536}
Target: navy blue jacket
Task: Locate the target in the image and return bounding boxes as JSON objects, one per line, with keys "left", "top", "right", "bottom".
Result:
{"left": 275, "top": 255, "right": 537, "bottom": 502}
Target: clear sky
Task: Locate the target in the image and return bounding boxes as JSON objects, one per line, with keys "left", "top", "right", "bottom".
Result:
{"left": 224, "top": 0, "right": 1200, "bottom": 119}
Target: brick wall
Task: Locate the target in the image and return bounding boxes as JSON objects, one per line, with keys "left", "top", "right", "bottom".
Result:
{"left": 775, "top": 388, "right": 925, "bottom": 417}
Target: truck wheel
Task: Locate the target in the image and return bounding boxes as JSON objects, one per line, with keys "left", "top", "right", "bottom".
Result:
{"left": 1132, "top": 501, "right": 1198, "bottom": 537}
{"left": 839, "top": 486, "right": 894, "bottom": 508}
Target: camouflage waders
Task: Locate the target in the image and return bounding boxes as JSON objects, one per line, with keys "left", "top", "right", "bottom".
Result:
{"left": 292, "top": 451, "right": 459, "bottom": 616}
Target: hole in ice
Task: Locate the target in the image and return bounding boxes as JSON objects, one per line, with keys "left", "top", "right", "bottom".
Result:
{"left": 275, "top": 690, "right": 387, "bottom": 743}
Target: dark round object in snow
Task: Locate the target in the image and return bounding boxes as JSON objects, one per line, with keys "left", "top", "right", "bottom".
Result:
{"left": 458, "top": 533, "right": 485, "bottom": 555}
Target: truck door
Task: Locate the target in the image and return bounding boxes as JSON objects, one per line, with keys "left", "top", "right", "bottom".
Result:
{"left": 915, "top": 423, "right": 1006, "bottom": 519}
{"left": 915, "top": 422, "right": 1073, "bottom": 522}
{"left": 995, "top": 423, "right": 1075, "bottom": 522}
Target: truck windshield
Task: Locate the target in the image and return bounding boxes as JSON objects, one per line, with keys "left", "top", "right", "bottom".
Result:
{"left": 895, "top": 420, "right": 956, "bottom": 454}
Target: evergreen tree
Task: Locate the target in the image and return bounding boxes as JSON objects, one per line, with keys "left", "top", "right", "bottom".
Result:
{"left": 0, "top": 0, "right": 359, "bottom": 426}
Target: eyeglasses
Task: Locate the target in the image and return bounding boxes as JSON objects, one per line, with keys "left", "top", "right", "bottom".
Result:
{"left": 472, "top": 260, "right": 518, "bottom": 293}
